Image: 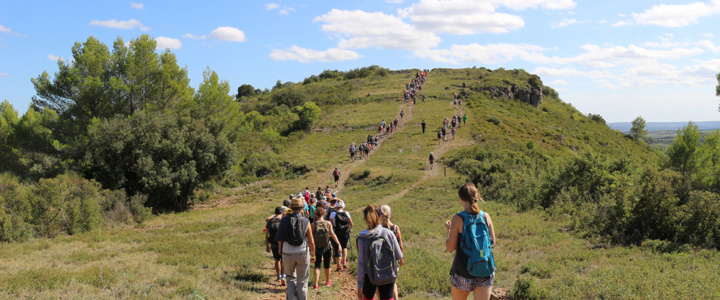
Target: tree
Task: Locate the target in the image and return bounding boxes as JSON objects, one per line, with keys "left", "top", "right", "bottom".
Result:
{"left": 666, "top": 122, "right": 702, "bottom": 179}
{"left": 292, "top": 101, "right": 321, "bottom": 131}
{"left": 85, "top": 112, "right": 237, "bottom": 211}
{"left": 236, "top": 84, "right": 256, "bottom": 99}
{"left": 271, "top": 87, "right": 306, "bottom": 108}
{"left": 188, "top": 68, "right": 246, "bottom": 143}
{"left": 630, "top": 116, "right": 647, "bottom": 141}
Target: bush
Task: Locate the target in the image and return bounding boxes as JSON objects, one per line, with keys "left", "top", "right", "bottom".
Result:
{"left": 31, "top": 173, "right": 101, "bottom": 237}
{"left": 513, "top": 275, "right": 549, "bottom": 300}
{"left": 488, "top": 116, "right": 501, "bottom": 126}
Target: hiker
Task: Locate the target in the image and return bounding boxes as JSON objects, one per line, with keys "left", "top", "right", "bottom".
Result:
{"left": 444, "top": 183, "right": 496, "bottom": 300}
{"left": 312, "top": 207, "right": 342, "bottom": 290}
{"left": 463, "top": 81, "right": 466, "bottom": 88}
{"left": 463, "top": 114, "right": 467, "bottom": 126}
{"left": 400, "top": 111, "right": 405, "bottom": 121}
{"left": 357, "top": 204, "right": 404, "bottom": 300}
{"left": 429, "top": 152, "right": 435, "bottom": 170}
{"left": 373, "top": 136, "right": 379, "bottom": 146}
{"left": 316, "top": 187, "right": 324, "bottom": 204}
{"left": 452, "top": 127, "right": 456, "bottom": 139}
{"left": 325, "top": 186, "right": 333, "bottom": 198}
{"left": 438, "top": 130, "right": 442, "bottom": 145}
{"left": 333, "top": 168, "right": 341, "bottom": 187}
{"left": 459, "top": 100, "right": 462, "bottom": 107}
{"left": 380, "top": 205, "right": 404, "bottom": 300}
{"left": 394, "top": 118, "right": 398, "bottom": 128}
{"left": 382, "top": 120, "right": 386, "bottom": 129}
{"left": 276, "top": 196, "right": 316, "bottom": 300}
{"left": 266, "top": 206, "right": 287, "bottom": 285}
{"left": 330, "top": 200, "right": 353, "bottom": 270}
{"left": 303, "top": 187, "right": 311, "bottom": 204}
{"left": 308, "top": 197, "right": 317, "bottom": 224}
{"left": 442, "top": 126, "right": 447, "bottom": 141}
{"left": 350, "top": 143, "right": 358, "bottom": 161}
{"left": 421, "top": 120, "right": 426, "bottom": 133}
{"left": 452, "top": 118, "right": 457, "bottom": 129}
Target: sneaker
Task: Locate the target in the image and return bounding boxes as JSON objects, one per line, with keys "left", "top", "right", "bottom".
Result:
{"left": 336, "top": 266, "right": 342, "bottom": 271}
{"left": 313, "top": 285, "right": 319, "bottom": 290}
{"left": 282, "top": 274, "right": 286, "bottom": 278}
{"left": 326, "top": 281, "right": 332, "bottom": 286}
{"left": 280, "top": 278, "right": 286, "bottom": 286}
{"left": 275, "top": 275, "right": 281, "bottom": 282}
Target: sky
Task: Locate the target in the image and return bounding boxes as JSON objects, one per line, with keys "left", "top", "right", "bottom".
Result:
{"left": 1, "top": 0, "right": 720, "bottom": 123}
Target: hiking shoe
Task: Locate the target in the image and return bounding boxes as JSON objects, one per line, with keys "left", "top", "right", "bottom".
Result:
{"left": 336, "top": 266, "right": 342, "bottom": 271}
{"left": 275, "top": 275, "right": 281, "bottom": 282}
{"left": 326, "top": 281, "right": 332, "bottom": 286}
{"left": 313, "top": 285, "right": 319, "bottom": 290}
{"left": 280, "top": 278, "right": 286, "bottom": 286}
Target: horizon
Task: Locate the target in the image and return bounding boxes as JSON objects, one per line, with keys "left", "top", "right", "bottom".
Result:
{"left": 1, "top": 0, "right": 720, "bottom": 123}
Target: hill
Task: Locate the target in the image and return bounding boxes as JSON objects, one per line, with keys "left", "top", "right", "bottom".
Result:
{"left": 1, "top": 66, "right": 719, "bottom": 299}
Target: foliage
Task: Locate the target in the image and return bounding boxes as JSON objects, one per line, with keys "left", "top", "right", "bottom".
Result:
{"left": 587, "top": 113, "right": 606, "bottom": 125}
{"left": 85, "top": 112, "right": 236, "bottom": 211}
{"left": 235, "top": 84, "right": 256, "bottom": 99}
{"left": 630, "top": 116, "right": 647, "bottom": 141}
{"left": 291, "top": 101, "right": 321, "bottom": 131}
{"left": 665, "top": 122, "right": 701, "bottom": 179}
{"left": 270, "top": 86, "right": 306, "bottom": 108}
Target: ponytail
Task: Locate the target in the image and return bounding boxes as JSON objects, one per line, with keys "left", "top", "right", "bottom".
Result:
{"left": 363, "top": 204, "right": 381, "bottom": 230}
{"left": 458, "top": 182, "right": 483, "bottom": 214}
{"left": 315, "top": 207, "right": 326, "bottom": 220}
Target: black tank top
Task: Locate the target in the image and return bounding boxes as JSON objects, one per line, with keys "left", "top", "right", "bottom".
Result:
{"left": 449, "top": 212, "right": 485, "bottom": 279}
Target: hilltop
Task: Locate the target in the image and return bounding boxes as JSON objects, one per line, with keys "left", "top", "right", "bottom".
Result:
{"left": 1, "top": 66, "right": 719, "bottom": 299}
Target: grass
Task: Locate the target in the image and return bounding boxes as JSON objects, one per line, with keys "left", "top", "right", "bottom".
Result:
{"left": 0, "top": 67, "right": 718, "bottom": 299}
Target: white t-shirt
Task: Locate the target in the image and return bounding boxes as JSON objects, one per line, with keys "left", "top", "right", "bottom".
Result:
{"left": 330, "top": 210, "right": 351, "bottom": 226}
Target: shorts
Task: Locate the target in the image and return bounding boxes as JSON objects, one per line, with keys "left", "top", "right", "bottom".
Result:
{"left": 315, "top": 247, "right": 333, "bottom": 269}
{"left": 331, "top": 239, "right": 342, "bottom": 258}
{"left": 337, "top": 232, "right": 350, "bottom": 250}
{"left": 362, "top": 273, "right": 394, "bottom": 300}
{"left": 270, "top": 246, "right": 282, "bottom": 261}
{"left": 450, "top": 272, "right": 494, "bottom": 292}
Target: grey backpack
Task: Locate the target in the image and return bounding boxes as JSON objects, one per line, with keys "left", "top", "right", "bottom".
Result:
{"left": 358, "top": 231, "right": 397, "bottom": 286}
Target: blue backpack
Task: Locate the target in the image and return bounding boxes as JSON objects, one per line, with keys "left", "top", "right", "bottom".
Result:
{"left": 459, "top": 211, "right": 495, "bottom": 277}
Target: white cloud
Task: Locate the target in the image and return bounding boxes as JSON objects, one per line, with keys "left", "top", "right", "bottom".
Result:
{"left": 0, "top": 24, "right": 24, "bottom": 36}
{"left": 270, "top": 45, "right": 362, "bottom": 63}
{"left": 208, "top": 27, "right": 246, "bottom": 42}
{"left": 702, "top": 32, "right": 715, "bottom": 38}
{"left": 279, "top": 7, "right": 295, "bottom": 15}
{"left": 696, "top": 40, "right": 719, "bottom": 52}
{"left": 611, "top": 20, "right": 631, "bottom": 27}
{"left": 549, "top": 79, "right": 568, "bottom": 85}
{"left": 89, "top": 19, "right": 150, "bottom": 31}
{"left": 386, "top": 0, "right": 404, "bottom": 3}
{"left": 552, "top": 18, "right": 580, "bottom": 28}
{"left": 533, "top": 67, "right": 614, "bottom": 79}
{"left": 314, "top": 9, "right": 440, "bottom": 50}
{"left": 265, "top": 3, "right": 280, "bottom": 10}
{"left": 182, "top": 33, "right": 199, "bottom": 39}
{"left": 130, "top": 2, "right": 145, "bottom": 9}
{"left": 0, "top": 73, "right": 9, "bottom": 79}
{"left": 155, "top": 36, "right": 182, "bottom": 50}
{"left": 47, "top": 54, "right": 63, "bottom": 61}
{"left": 398, "top": 0, "right": 575, "bottom": 34}
{"left": 398, "top": 1, "right": 524, "bottom": 34}
{"left": 633, "top": 1, "right": 720, "bottom": 27}
{"left": 414, "top": 43, "right": 553, "bottom": 64}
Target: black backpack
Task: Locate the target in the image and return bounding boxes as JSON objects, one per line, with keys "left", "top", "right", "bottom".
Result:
{"left": 335, "top": 211, "right": 350, "bottom": 233}
{"left": 287, "top": 214, "right": 306, "bottom": 246}
{"left": 267, "top": 217, "right": 281, "bottom": 247}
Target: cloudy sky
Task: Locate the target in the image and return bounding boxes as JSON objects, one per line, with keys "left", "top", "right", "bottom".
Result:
{"left": 1, "top": 0, "right": 720, "bottom": 122}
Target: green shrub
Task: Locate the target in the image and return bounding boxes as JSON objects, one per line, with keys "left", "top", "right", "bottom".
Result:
{"left": 513, "top": 275, "right": 549, "bottom": 300}
{"left": 526, "top": 141, "right": 535, "bottom": 150}
{"left": 31, "top": 173, "right": 101, "bottom": 237}
{"left": 488, "top": 116, "right": 501, "bottom": 125}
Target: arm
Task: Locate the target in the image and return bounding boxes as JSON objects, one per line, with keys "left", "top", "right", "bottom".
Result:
{"left": 348, "top": 214, "right": 354, "bottom": 229}
{"left": 390, "top": 231, "right": 404, "bottom": 266}
{"left": 265, "top": 230, "right": 270, "bottom": 253}
{"left": 306, "top": 222, "right": 316, "bottom": 255}
{"left": 356, "top": 238, "right": 366, "bottom": 290}
{"left": 486, "top": 213, "right": 496, "bottom": 247}
{"left": 445, "top": 215, "right": 463, "bottom": 253}
{"left": 396, "top": 226, "right": 404, "bottom": 252}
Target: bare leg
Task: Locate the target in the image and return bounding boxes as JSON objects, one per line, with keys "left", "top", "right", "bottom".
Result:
{"left": 342, "top": 249, "right": 348, "bottom": 268}
{"left": 324, "top": 268, "right": 331, "bottom": 285}
{"left": 451, "top": 286, "right": 471, "bottom": 300}
{"left": 473, "top": 286, "right": 492, "bottom": 300}
{"left": 313, "top": 268, "right": 320, "bottom": 287}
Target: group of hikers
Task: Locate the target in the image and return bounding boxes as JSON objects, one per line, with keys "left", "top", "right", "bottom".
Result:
{"left": 404, "top": 70, "right": 428, "bottom": 104}
{"left": 265, "top": 182, "right": 495, "bottom": 300}
{"left": 264, "top": 71, "right": 497, "bottom": 300}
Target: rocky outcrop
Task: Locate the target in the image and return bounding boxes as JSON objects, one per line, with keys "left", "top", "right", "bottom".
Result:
{"left": 474, "top": 84, "right": 543, "bottom": 108}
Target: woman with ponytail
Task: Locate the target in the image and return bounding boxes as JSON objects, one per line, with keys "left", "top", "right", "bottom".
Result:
{"left": 444, "top": 183, "right": 496, "bottom": 300}
{"left": 357, "top": 205, "right": 403, "bottom": 300}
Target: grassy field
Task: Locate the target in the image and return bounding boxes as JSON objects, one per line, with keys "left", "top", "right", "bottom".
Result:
{"left": 1, "top": 68, "right": 719, "bottom": 299}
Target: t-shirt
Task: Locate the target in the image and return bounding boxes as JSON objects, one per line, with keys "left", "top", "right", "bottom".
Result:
{"left": 308, "top": 204, "right": 317, "bottom": 220}
{"left": 329, "top": 210, "right": 351, "bottom": 225}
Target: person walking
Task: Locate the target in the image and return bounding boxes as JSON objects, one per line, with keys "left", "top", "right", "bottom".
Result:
{"left": 330, "top": 200, "right": 353, "bottom": 270}
{"left": 421, "top": 120, "right": 426, "bottom": 133}
{"left": 312, "top": 207, "right": 342, "bottom": 289}
{"left": 444, "top": 183, "right": 496, "bottom": 300}
{"left": 266, "top": 206, "right": 287, "bottom": 285}
{"left": 429, "top": 152, "right": 435, "bottom": 170}
{"left": 438, "top": 130, "right": 442, "bottom": 145}
{"left": 452, "top": 127, "right": 456, "bottom": 139}
{"left": 276, "top": 196, "right": 316, "bottom": 300}
{"left": 463, "top": 114, "right": 467, "bottom": 126}
{"left": 357, "top": 205, "right": 403, "bottom": 300}
{"left": 380, "top": 205, "right": 404, "bottom": 300}
{"left": 333, "top": 168, "right": 341, "bottom": 187}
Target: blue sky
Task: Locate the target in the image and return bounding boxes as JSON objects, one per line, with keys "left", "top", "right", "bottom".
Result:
{"left": 1, "top": 0, "right": 719, "bottom": 122}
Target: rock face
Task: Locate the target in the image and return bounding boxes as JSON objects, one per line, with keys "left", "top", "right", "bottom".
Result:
{"left": 475, "top": 84, "right": 543, "bottom": 108}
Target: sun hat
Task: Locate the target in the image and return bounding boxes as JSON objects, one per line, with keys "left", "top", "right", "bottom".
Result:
{"left": 336, "top": 200, "right": 345, "bottom": 209}
{"left": 290, "top": 197, "right": 304, "bottom": 209}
